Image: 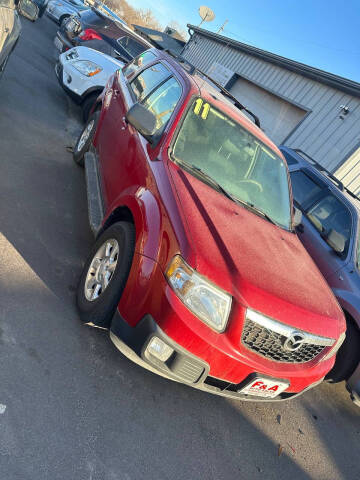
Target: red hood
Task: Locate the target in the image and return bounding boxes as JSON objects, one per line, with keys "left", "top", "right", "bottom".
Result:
{"left": 168, "top": 161, "right": 344, "bottom": 337}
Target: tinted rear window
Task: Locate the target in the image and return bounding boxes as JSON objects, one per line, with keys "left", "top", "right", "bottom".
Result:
{"left": 117, "top": 36, "right": 146, "bottom": 58}
{"left": 79, "top": 9, "right": 105, "bottom": 26}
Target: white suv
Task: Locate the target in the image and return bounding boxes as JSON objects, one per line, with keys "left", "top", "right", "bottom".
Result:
{"left": 55, "top": 45, "right": 124, "bottom": 121}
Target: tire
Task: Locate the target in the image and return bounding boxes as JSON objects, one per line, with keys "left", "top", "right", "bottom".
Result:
{"left": 77, "top": 222, "right": 135, "bottom": 329}
{"left": 60, "top": 15, "right": 70, "bottom": 28}
{"left": 73, "top": 111, "right": 100, "bottom": 167}
{"left": 82, "top": 92, "right": 101, "bottom": 123}
{"left": 326, "top": 319, "right": 360, "bottom": 383}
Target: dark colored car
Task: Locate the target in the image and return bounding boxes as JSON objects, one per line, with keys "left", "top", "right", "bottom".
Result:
{"left": 70, "top": 48, "right": 345, "bottom": 402}
{"left": 280, "top": 146, "right": 360, "bottom": 406}
{"left": 54, "top": 7, "right": 150, "bottom": 64}
{"left": 33, "top": 0, "right": 48, "bottom": 17}
{"left": 0, "top": 0, "right": 22, "bottom": 79}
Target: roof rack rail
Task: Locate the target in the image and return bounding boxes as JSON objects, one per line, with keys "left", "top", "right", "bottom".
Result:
{"left": 194, "top": 67, "right": 261, "bottom": 128}
{"left": 294, "top": 148, "right": 360, "bottom": 203}
{"left": 163, "top": 50, "right": 261, "bottom": 128}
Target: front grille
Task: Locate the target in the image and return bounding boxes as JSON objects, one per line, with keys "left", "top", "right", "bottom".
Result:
{"left": 241, "top": 311, "right": 334, "bottom": 363}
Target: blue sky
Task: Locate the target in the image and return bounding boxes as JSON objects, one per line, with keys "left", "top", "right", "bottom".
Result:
{"left": 129, "top": 0, "right": 360, "bottom": 82}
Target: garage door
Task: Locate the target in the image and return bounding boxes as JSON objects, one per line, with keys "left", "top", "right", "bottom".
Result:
{"left": 230, "top": 77, "right": 307, "bottom": 145}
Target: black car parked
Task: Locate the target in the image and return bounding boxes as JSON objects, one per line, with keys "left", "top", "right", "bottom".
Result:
{"left": 54, "top": 7, "right": 151, "bottom": 64}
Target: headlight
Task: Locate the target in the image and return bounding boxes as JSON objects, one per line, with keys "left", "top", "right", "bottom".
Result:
{"left": 72, "top": 60, "right": 102, "bottom": 77}
{"left": 166, "top": 255, "right": 232, "bottom": 332}
{"left": 320, "top": 332, "right": 346, "bottom": 361}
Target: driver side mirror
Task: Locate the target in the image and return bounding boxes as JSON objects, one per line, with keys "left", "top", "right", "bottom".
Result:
{"left": 126, "top": 103, "right": 157, "bottom": 142}
{"left": 18, "top": 0, "right": 39, "bottom": 21}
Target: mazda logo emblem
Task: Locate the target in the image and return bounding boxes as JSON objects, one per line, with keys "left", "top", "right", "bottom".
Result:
{"left": 283, "top": 332, "right": 306, "bottom": 352}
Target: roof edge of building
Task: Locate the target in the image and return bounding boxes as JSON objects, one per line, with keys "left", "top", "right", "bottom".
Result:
{"left": 187, "top": 25, "right": 360, "bottom": 97}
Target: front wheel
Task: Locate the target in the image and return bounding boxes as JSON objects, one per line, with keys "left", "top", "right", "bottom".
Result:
{"left": 73, "top": 111, "right": 100, "bottom": 167}
{"left": 82, "top": 92, "right": 100, "bottom": 123}
{"left": 77, "top": 222, "right": 135, "bottom": 329}
{"left": 60, "top": 16, "right": 70, "bottom": 28}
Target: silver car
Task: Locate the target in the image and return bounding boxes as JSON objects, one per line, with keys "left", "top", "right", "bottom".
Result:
{"left": 46, "top": 0, "right": 88, "bottom": 26}
{"left": 0, "top": 0, "right": 21, "bottom": 80}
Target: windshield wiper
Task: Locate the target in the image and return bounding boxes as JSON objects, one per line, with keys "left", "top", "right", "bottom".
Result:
{"left": 243, "top": 202, "right": 279, "bottom": 226}
{"left": 189, "top": 165, "right": 239, "bottom": 203}
{"left": 176, "top": 160, "right": 279, "bottom": 226}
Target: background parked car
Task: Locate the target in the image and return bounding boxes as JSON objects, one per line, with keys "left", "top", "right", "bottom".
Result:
{"left": 54, "top": 7, "right": 151, "bottom": 64}
{"left": 1, "top": 0, "right": 42, "bottom": 80}
{"left": 281, "top": 146, "right": 360, "bottom": 406}
{"left": 55, "top": 44, "right": 124, "bottom": 121}
{"left": 0, "top": 0, "right": 21, "bottom": 80}
{"left": 46, "top": 0, "right": 88, "bottom": 27}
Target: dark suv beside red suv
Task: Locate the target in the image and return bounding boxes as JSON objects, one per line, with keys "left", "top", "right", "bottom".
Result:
{"left": 281, "top": 146, "right": 360, "bottom": 406}
{"left": 72, "top": 48, "right": 345, "bottom": 401}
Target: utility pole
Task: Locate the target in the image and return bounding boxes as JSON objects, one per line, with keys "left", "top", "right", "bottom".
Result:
{"left": 217, "top": 20, "right": 228, "bottom": 34}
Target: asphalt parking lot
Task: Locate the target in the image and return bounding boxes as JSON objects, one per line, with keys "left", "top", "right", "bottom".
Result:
{"left": 0, "top": 15, "right": 359, "bottom": 480}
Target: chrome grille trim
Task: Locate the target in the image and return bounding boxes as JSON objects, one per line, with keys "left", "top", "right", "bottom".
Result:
{"left": 246, "top": 309, "right": 335, "bottom": 347}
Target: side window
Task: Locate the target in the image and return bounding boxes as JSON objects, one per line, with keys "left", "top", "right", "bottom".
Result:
{"left": 130, "top": 63, "right": 170, "bottom": 102}
{"left": 307, "top": 194, "right": 352, "bottom": 255}
{"left": 290, "top": 171, "right": 323, "bottom": 208}
{"left": 141, "top": 77, "right": 182, "bottom": 135}
{"left": 123, "top": 51, "right": 156, "bottom": 79}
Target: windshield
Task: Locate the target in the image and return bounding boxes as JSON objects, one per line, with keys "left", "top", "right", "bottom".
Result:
{"left": 172, "top": 99, "right": 292, "bottom": 229}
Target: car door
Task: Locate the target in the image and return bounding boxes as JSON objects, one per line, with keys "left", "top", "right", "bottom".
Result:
{"left": 97, "top": 61, "right": 182, "bottom": 210}
{"left": 290, "top": 169, "right": 352, "bottom": 279}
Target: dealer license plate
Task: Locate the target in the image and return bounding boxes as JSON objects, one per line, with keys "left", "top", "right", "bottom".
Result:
{"left": 54, "top": 36, "right": 63, "bottom": 52}
{"left": 238, "top": 377, "right": 289, "bottom": 398}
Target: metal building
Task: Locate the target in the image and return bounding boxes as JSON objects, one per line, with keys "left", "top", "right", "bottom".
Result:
{"left": 182, "top": 25, "right": 360, "bottom": 193}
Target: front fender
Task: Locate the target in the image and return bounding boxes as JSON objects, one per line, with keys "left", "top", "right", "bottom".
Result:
{"left": 333, "top": 289, "right": 360, "bottom": 327}
{"left": 104, "top": 188, "right": 170, "bottom": 327}
{"left": 103, "top": 186, "right": 163, "bottom": 261}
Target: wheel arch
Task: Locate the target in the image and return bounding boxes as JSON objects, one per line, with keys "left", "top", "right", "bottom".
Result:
{"left": 59, "top": 14, "right": 70, "bottom": 25}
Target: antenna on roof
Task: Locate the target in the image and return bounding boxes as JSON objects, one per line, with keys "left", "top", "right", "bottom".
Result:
{"left": 198, "top": 6, "right": 215, "bottom": 27}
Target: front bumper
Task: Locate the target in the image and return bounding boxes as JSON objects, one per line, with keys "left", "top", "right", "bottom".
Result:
{"left": 110, "top": 310, "right": 323, "bottom": 401}
{"left": 346, "top": 362, "right": 360, "bottom": 407}
{"left": 55, "top": 61, "right": 82, "bottom": 104}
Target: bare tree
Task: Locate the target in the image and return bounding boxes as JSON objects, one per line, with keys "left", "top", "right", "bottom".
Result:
{"left": 102, "top": 0, "right": 162, "bottom": 30}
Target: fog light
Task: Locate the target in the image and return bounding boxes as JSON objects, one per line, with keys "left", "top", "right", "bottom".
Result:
{"left": 146, "top": 337, "right": 174, "bottom": 362}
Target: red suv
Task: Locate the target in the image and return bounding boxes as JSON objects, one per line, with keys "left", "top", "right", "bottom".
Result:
{"left": 73, "top": 49, "right": 345, "bottom": 401}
